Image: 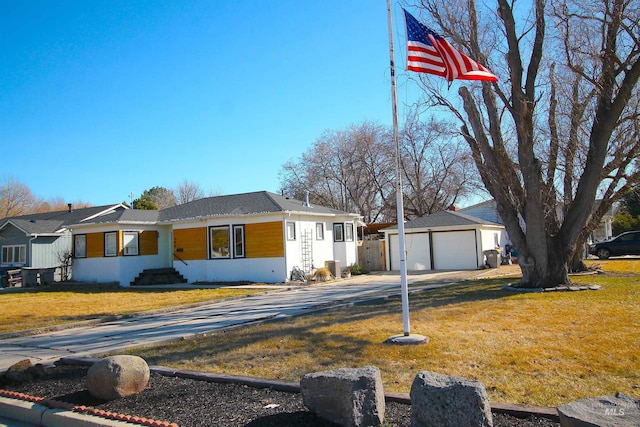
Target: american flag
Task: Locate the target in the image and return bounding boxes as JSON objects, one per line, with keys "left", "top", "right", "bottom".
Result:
{"left": 403, "top": 9, "right": 497, "bottom": 82}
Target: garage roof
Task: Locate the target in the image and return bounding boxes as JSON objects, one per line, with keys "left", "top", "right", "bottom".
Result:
{"left": 384, "top": 209, "right": 503, "bottom": 231}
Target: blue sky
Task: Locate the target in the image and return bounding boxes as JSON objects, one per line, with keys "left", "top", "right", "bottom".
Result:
{"left": 1, "top": 0, "right": 426, "bottom": 206}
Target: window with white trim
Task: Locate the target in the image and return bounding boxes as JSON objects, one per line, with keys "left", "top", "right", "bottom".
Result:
{"left": 1, "top": 245, "right": 26, "bottom": 264}
{"left": 105, "top": 232, "right": 117, "bottom": 257}
{"left": 123, "top": 231, "right": 139, "bottom": 256}
{"left": 286, "top": 222, "right": 296, "bottom": 240}
{"left": 333, "top": 223, "right": 344, "bottom": 242}
{"left": 74, "top": 235, "right": 86, "bottom": 258}
{"left": 316, "top": 223, "right": 324, "bottom": 240}
{"left": 233, "top": 225, "right": 245, "bottom": 258}
{"left": 345, "top": 223, "right": 354, "bottom": 241}
{"left": 210, "top": 226, "right": 230, "bottom": 258}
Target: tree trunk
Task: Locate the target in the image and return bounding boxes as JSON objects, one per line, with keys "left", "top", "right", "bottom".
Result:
{"left": 517, "top": 238, "right": 571, "bottom": 288}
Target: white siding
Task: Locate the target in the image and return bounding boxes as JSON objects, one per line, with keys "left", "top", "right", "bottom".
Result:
{"left": 175, "top": 258, "right": 287, "bottom": 283}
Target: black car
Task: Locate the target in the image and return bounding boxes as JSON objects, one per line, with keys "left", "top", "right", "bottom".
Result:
{"left": 589, "top": 231, "right": 640, "bottom": 259}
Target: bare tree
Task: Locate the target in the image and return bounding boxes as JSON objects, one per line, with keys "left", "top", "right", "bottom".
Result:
{"left": 416, "top": 0, "right": 640, "bottom": 287}
{"left": 401, "top": 112, "right": 479, "bottom": 217}
{"left": 280, "top": 122, "right": 395, "bottom": 224}
{"left": 176, "top": 180, "right": 205, "bottom": 205}
{"left": 0, "top": 175, "right": 36, "bottom": 218}
{"left": 280, "top": 119, "right": 480, "bottom": 223}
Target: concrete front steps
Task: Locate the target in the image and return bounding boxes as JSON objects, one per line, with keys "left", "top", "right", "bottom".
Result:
{"left": 130, "top": 268, "right": 187, "bottom": 287}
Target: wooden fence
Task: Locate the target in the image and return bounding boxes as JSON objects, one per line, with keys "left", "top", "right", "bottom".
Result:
{"left": 357, "top": 240, "right": 386, "bottom": 272}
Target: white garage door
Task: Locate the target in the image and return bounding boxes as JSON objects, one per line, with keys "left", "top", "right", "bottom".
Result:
{"left": 432, "top": 230, "right": 478, "bottom": 270}
{"left": 388, "top": 232, "right": 431, "bottom": 271}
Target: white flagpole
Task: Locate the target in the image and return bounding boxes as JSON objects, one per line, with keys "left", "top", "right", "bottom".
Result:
{"left": 386, "top": 0, "right": 410, "bottom": 336}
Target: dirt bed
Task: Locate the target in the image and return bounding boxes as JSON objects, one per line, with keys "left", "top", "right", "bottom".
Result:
{"left": 0, "top": 364, "right": 560, "bottom": 427}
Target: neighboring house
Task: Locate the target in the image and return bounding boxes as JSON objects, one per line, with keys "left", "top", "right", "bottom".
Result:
{"left": 459, "top": 200, "right": 512, "bottom": 249}
{"left": 68, "top": 191, "right": 361, "bottom": 285}
{"left": 0, "top": 204, "right": 128, "bottom": 281}
{"left": 459, "top": 199, "right": 614, "bottom": 248}
{"left": 383, "top": 210, "right": 504, "bottom": 271}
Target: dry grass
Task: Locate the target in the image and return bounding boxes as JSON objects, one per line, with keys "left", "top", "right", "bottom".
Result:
{"left": 120, "top": 259, "right": 640, "bottom": 407}
{"left": 0, "top": 287, "right": 262, "bottom": 334}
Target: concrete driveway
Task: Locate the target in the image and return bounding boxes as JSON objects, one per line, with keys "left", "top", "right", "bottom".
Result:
{"left": 0, "top": 268, "right": 514, "bottom": 372}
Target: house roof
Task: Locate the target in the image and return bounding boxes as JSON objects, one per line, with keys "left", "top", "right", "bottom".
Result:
{"left": 384, "top": 209, "right": 503, "bottom": 232}
{"left": 67, "top": 191, "right": 358, "bottom": 228}
{"left": 157, "top": 191, "right": 354, "bottom": 223}
{"left": 0, "top": 204, "right": 126, "bottom": 235}
{"left": 79, "top": 209, "right": 160, "bottom": 225}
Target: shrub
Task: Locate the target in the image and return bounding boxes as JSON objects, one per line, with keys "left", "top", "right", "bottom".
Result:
{"left": 350, "top": 263, "right": 368, "bottom": 275}
{"left": 312, "top": 268, "right": 332, "bottom": 282}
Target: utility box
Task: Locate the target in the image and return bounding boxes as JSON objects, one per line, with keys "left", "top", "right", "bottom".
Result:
{"left": 39, "top": 267, "right": 56, "bottom": 285}
{"left": 21, "top": 268, "right": 39, "bottom": 287}
{"left": 484, "top": 250, "right": 499, "bottom": 269}
{"left": 325, "top": 260, "right": 340, "bottom": 278}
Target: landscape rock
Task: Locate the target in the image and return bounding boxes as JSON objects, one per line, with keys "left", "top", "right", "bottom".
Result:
{"left": 410, "top": 370, "right": 493, "bottom": 427}
{"left": 300, "top": 366, "right": 385, "bottom": 427}
{"left": 86, "top": 355, "right": 150, "bottom": 400}
{"left": 557, "top": 392, "right": 640, "bottom": 427}
{"left": 3, "top": 359, "right": 33, "bottom": 382}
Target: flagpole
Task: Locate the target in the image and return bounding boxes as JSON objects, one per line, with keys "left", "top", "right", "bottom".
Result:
{"left": 385, "top": 0, "right": 410, "bottom": 336}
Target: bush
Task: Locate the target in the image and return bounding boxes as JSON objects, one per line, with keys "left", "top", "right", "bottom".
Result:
{"left": 312, "top": 268, "right": 332, "bottom": 282}
{"left": 612, "top": 211, "right": 640, "bottom": 235}
{"left": 350, "top": 263, "right": 368, "bottom": 275}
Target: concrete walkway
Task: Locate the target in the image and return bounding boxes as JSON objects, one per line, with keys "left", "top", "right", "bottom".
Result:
{"left": 0, "top": 268, "right": 515, "bottom": 372}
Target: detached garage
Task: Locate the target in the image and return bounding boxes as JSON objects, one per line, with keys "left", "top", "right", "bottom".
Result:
{"left": 383, "top": 210, "right": 505, "bottom": 271}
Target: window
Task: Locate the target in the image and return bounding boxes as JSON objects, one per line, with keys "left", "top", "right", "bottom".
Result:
{"left": 233, "top": 225, "right": 245, "bottom": 258}
{"left": 74, "top": 235, "right": 86, "bottom": 258}
{"left": 1, "top": 245, "right": 26, "bottom": 264}
{"left": 210, "top": 226, "right": 230, "bottom": 258}
{"left": 105, "top": 232, "right": 117, "bottom": 257}
{"left": 333, "top": 223, "right": 344, "bottom": 242}
{"left": 123, "top": 231, "right": 139, "bottom": 256}
{"left": 286, "top": 222, "right": 296, "bottom": 240}
{"left": 345, "top": 223, "right": 354, "bottom": 241}
{"left": 316, "top": 223, "right": 324, "bottom": 240}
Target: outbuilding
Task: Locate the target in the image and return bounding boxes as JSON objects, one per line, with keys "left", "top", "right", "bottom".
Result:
{"left": 382, "top": 210, "right": 504, "bottom": 271}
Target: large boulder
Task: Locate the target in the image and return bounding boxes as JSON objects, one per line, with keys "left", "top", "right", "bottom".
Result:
{"left": 410, "top": 370, "right": 493, "bottom": 427}
{"left": 300, "top": 366, "right": 385, "bottom": 427}
{"left": 557, "top": 392, "right": 640, "bottom": 427}
{"left": 86, "top": 355, "right": 150, "bottom": 400}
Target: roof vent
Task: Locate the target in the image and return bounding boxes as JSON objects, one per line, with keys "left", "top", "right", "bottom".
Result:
{"left": 68, "top": 203, "right": 72, "bottom": 213}
{"left": 303, "top": 191, "right": 311, "bottom": 208}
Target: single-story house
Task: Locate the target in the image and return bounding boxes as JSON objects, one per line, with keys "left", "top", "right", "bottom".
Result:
{"left": 68, "top": 191, "right": 361, "bottom": 285}
{"left": 383, "top": 209, "right": 505, "bottom": 271}
{"left": 0, "top": 204, "right": 127, "bottom": 282}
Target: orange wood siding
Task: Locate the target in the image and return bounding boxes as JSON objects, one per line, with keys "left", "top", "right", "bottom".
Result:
{"left": 140, "top": 230, "right": 159, "bottom": 255}
{"left": 86, "top": 232, "right": 104, "bottom": 258}
{"left": 173, "top": 227, "right": 207, "bottom": 260}
{"left": 117, "top": 231, "right": 123, "bottom": 256}
{"left": 245, "top": 221, "right": 284, "bottom": 258}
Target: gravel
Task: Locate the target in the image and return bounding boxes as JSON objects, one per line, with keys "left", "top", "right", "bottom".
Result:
{"left": 1, "top": 364, "right": 560, "bottom": 427}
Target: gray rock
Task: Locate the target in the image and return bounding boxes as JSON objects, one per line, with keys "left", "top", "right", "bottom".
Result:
{"left": 410, "top": 370, "right": 493, "bottom": 427}
{"left": 86, "top": 355, "right": 150, "bottom": 400}
{"left": 300, "top": 366, "right": 385, "bottom": 427}
{"left": 558, "top": 392, "right": 640, "bottom": 427}
{"left": 4, "top": 359, "right": 33, "bottom": 382}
